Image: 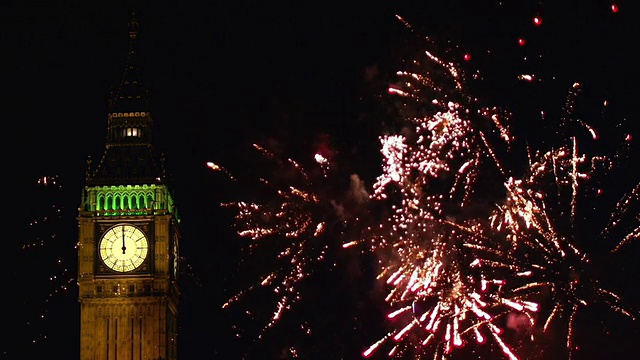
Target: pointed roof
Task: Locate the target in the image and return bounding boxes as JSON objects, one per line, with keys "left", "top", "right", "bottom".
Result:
{"left": 86, "top": 9, "right": 165, "bottom": 187}
{"left": 108, "top": 9, "right": 150, "bottom": 113}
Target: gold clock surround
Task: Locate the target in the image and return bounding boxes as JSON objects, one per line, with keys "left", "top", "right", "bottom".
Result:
{"left": 98, "top": 223, "right": 149, "bottom": 272}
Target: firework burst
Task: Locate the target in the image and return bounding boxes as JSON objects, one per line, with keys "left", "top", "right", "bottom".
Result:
{"left": 357, "top": 32, "right": 546, "bottom": 358}
{"left": 212, "top": 140, "right": 371, "bottom": 339}
{"left": 377, "top": 47, "right": 512, "bottom": 216}
{"left": 361, "top": 217, "right": 540, "bottom": 360}
{"left": 489, "top": 134, "right": 639, "bottom": 358}
{"left": 213, "top": 17, "right": 638, "bottom": 360}
{"left": 357, "top": 21, "right": 639, "bottom": 358}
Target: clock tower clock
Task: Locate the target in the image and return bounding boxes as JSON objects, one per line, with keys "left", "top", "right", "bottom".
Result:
{"left": 77, "top": 10, "right": 180, "bottom": 360}
{"left": 99, "top": 224, "right": 149, "bottom": 273}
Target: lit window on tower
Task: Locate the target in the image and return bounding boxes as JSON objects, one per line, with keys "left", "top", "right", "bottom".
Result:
{"left": 124, "top": 127, "right": 142, "bottom": 138}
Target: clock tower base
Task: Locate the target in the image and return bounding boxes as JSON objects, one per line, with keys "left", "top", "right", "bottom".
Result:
{"left": 80, "top": 297, "right": 177, "bottom": 360}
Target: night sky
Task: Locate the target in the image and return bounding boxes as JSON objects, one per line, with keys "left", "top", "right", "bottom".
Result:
{"left": 4, "top": 1, "right": 639, "bottom": 359}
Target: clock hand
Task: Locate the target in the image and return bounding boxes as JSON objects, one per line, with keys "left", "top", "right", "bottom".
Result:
{"left": 122, "top": 226, "right": 126, "bottom": 254}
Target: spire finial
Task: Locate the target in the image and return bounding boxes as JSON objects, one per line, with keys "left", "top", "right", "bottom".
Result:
{"left": 128, "top": 9, "right": 138, "bottom": 40}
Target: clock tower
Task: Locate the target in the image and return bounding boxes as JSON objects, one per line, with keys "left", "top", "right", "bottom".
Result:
{"left": 78, "top": 10, "right": 180, "bottom": 360}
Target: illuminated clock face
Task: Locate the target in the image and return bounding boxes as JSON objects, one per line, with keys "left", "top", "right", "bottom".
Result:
{"left": 99, "top": 224, "right": 149, "bottom": 272}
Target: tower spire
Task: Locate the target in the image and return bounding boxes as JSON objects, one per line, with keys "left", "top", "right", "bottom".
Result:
{"left": 88, "top": 10, "right": 163, "bottom": 186}
{"left": 128, "top": 8, "right": 138, "bottom": 40}
{"left": 108, "top": 7, "right": 149, "bottom": 113}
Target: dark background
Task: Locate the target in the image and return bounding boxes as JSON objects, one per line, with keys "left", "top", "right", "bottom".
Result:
{"left": 3, "top": 0, "right": 638, "bottom": 359}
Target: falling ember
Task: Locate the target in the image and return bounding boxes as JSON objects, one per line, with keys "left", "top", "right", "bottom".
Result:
{"left": 363, "top": 337, "right": 388, "bottom": 358}
{"left": 393, "top": 321, "right": 416, "bottom": 341}
{"left": 532, "top": 16, "right": 542, "bottom": 26}
{"left": 388, "top": 87, "right": 407, "bottom": 96}
{"left": 518, "top": 74, "right": 535, "bottom": 82}
{"left": 342, "top": 240, "right": 359, "bottom": 248}
{"left": 491, "top": 329, "right": 520, "bottom": 360}
{"left": 206, "top": 161, "right": 236, "bottom": 180}
{"left": 15, "top": 175, "right": 77, "bottom": 352}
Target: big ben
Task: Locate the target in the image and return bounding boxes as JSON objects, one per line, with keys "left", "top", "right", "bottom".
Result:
{"left": 78, "top": 10, "right": 180, "bottom": 360}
